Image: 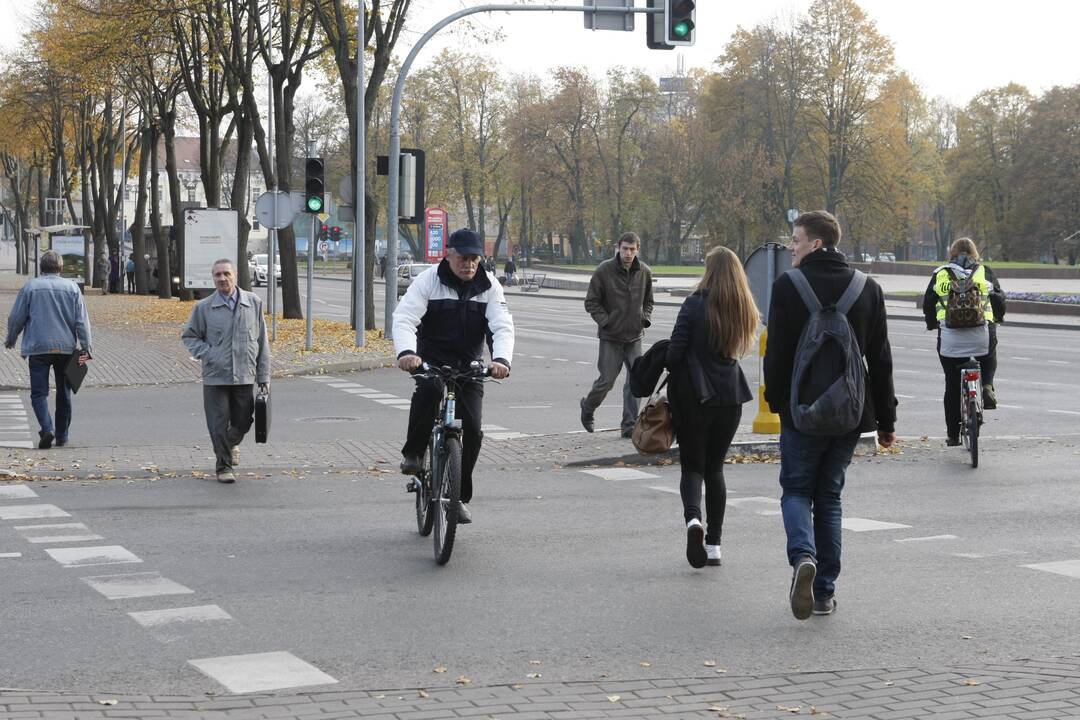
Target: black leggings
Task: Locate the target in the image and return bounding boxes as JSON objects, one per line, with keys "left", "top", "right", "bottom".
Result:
{"left": 677, "top": 404, "right": 742, "bottom": 545}
{"left": 939, "top": 325, "right": 997, "bottom": 437}
{"left": 403, "top": 377, "right": 484, "bottom": 503}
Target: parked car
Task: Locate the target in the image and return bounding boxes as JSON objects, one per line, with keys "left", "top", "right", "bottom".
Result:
{"left": 250, "top": 254, "right": 282, "bottom": 286}
{"left": 876, "top": 252, "right": 896, "bottom": 262}
{"left": 396, "top": 262, "right": 433, "bottom": 296}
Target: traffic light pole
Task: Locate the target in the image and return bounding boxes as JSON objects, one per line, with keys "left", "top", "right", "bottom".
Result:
{"left": 383, "top": 3, "right": 661, "bottom": 339}
{"left": 353, "top": 1, "right": 365, "bottom": 348}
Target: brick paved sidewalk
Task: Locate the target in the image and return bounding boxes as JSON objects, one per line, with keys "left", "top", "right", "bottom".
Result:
{"left": 0, "top": 271, "right": 395, "bottom": 390}
{"left": 3, "top": 655, "right": 1079, "bottom": 719}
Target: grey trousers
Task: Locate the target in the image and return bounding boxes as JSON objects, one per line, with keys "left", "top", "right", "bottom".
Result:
{"left": 583, "top": 338, "right": 642, "bottom": 431}
{"left": 203, "top": 384, "right": 255, "bottom": 473}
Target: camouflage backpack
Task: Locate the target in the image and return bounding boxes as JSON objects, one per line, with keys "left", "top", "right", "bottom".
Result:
{"left": 942, "top": 265, "right": 985, "bottom": 329}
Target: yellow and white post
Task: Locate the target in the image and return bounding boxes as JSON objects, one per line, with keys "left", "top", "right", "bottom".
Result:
{"left": 752, "top": 328, "right": 780, "bottom": 434}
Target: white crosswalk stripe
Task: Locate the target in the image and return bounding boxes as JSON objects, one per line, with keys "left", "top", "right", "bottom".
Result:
{"left": 188, "top": 651, "right": 337, "bottom": 693}
{"left": 0, "top": 393, "right": 33, "bottom": 447}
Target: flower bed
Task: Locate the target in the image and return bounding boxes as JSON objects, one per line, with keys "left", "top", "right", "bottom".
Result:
{"left": 1004, "top": 291, "right": 1080, "bottom": 305}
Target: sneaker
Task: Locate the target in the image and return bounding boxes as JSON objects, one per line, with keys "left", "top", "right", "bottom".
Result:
{"left": 55, "top": 437, "right": 67, "bottom": 447}
{"left": 789, "top": 556, "right": 816, "bottom": 620}
{"left": 813, "top": 595, "right": 837, "bottom": 616}
{"left": 621, "top": 427, "right": 634, "bottom": 439}
{"left": 216, "top": 470, "right": 236, "bottom": 484}
{"left": 706, "top": 544, "right": 722, "bottom": 566}
{"left": 400, "top": 454, "right": 422, "bottom": 475}
{"left": 982, "top": 384, "right": 997, "bottom": 410}
{"left": 230, "top": 445, "right": 240, "bottom": 467}
{"left": 38, "top": 431, "right": 54, "bottom": 450}
{"left": 457, "top": 502, "right": 472, "bottom": 524}
{"left": 579, "top": 398, "right": 595, "bottom": 433}
{"left": 686, "top": 519, "right": 707, "bottom": 569}
{"left": 946, "top": 436, "right": 961, "bottom": 447}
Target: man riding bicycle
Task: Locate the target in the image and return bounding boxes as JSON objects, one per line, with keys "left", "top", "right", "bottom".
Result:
{"left": 393, "top": 228, "right": 514, "bottom": 524}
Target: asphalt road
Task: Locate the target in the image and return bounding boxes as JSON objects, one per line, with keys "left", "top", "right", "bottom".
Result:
{"left": 2, "top": 278, "right": 1079, "bottom": 697}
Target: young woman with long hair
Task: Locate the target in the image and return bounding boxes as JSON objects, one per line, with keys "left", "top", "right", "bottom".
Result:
{"left": 666, "top": 246, "right": 759, "bottom": 569}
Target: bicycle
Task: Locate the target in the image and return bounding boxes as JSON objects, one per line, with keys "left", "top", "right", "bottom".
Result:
{"left": 405, "top": 361, "right": 493, "bottom": 565}
{"left": 958, "top": 360, "right": 983, "bottom": 468}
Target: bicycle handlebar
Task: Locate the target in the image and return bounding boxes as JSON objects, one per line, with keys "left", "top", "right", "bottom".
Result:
{"left": 410, "top": 362, "right": 493, "bottom": 381}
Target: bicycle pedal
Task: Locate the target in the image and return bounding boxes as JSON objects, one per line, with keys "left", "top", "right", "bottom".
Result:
{"left": 405, "top": 479, "right": 420, "bottom": 493}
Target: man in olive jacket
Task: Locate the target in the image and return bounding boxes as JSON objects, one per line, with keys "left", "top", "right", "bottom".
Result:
{"left": 581, "top": 232, "right": 654, "bottom": 437}
{"left": 182, "top": 258, "right": 270, "bottom": 483}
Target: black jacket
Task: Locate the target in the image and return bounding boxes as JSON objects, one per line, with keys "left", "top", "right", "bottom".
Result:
{"left": 584, "top": 253, "right": 654, "bottom": 343}
{"left": 763, "top": 249, "right": 896, "bottom": 434}
{"left": 665, "top": 291, "right": 753, "bottom": 407}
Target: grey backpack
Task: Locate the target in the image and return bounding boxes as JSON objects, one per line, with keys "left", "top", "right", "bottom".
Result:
{"left": 786, "top": 269, "right": 867, "bottom": 436}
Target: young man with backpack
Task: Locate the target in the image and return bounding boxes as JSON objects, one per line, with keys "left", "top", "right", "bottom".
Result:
{"left": 764, "top": 211, "right": 897, "bottom": 620}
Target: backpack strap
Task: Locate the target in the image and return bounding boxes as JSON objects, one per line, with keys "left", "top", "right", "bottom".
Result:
{"left": 786, "top": 269, "right": 821, "bottom": 313}
{"left": 836, "top": 270, "right": 868, "bottom": 314}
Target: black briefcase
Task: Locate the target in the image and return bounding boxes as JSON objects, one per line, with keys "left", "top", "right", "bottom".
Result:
{"left": 255, "top": 387, "right": 270, "bottom": 443}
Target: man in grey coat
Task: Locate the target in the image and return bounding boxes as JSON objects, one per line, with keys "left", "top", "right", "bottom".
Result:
{"left": 581, "top": 232, "right": 654, "bottom": 438}
{"left": 182, "top": 258, "right": 270, "bottom": 483}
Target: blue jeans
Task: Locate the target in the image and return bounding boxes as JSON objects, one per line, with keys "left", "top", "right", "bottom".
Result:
{"left": 29, "top": 353, "right": 72, "bottom": 441}
{"left": 778, "top": 427, "right": 861, "bottom": 599}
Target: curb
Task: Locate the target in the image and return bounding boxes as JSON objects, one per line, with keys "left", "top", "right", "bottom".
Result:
{"left": 564, "top": 433, "right": 879, "bottom": 467}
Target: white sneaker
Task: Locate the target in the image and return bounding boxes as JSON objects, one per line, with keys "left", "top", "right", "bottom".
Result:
{"left": 686, "top": 518, "right": 706, "bottom": 569}
{"left": 706, "top": 544, "right": 722, "bottom": 566}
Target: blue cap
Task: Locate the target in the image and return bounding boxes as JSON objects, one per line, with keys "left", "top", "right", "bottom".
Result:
{"left": 447, "top": 228, "right": 484, "bottom": 256}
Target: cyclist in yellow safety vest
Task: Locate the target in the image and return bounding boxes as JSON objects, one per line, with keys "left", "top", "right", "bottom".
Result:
{"left": 921, "top": 237, "right": 1006, "bottom": 446}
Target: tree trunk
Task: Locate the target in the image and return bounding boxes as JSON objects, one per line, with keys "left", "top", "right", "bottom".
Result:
{"left": 132, "top": 125, "right": 151, "bottom": 293}
{"left": 149, "top": 125, "right": 170, "bottom": 299}
{"left": 163, "top": 108, "right": 190, "bottom": 300}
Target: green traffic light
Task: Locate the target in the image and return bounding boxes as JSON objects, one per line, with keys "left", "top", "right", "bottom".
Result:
{"left": 672, "top": 20, "right": 690, "bottom": 38}
{"left": 307, "top": 196, "right": 323, "bottom": 213}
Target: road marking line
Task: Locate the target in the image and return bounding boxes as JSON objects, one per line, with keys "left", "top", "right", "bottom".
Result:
{"left": 128, "top": 605, "right": 232, "bottom": 628}
{"left": 727, "top": 496, "right": 780, "bottom": 511}
{"left": 188, "top": 651, "right": 338, "bottom": 694}
{"left": 895, "top": 535, "right": 958, "bottom": 543}
{"left": 82, "top": 572, "right": 195, "bottom": 600}
{"left": 648, "top": 485, "right": 680, "bottom": 495}
{"left": 357, "top": 393, "right": 397, "bottom": 399}
{"left": 1010, "top": 357, "right": 1032, "bottom": 361}
{"left": 0, "top": 552, "right": 22, "bottom": 558}
{"left": 1048, "top": 409, "right": 1080, "bottom": 416}
{"left": 911, "top": 348, "right": 931, "bottom": 353}
{"left": 995, "top": 404, "right": 1023, "bottom": 409}
{"left": 896, "top": 394, "right": 915, "bottom": 399}
{"left": 342, "top": 388, "right": 375, "bottom": 394}
{"left": 895, "top": 369, "right": 919, "bottom": 374}
{"left": 552, "top": 358, "right": 569, "bottom": 362}
{"left": 508, "top": 405, "right": 552, "bottom": 409}
{"left": 1048, "top": 360, "right": 1070, "bottom": 365}
{"left": 1022, "top": 559, "right": 1080, "bottom": 579}
{"left": 580, "top": 468, "right": 660, "bottom": 481}
{"left": 842, "top": 518, "right": 912, "bottom": 532}
{"left": 0, "top": 441, "right": 35, "bottom": 448}
{"left": 45, "top": 545, "right": 142, "bottom": 568}
{"left": 486, "top": 432, "right": 532, "bottom": 441}
{"left": 576, "top": 361, "right": 590, "bottom": 365}
{"left": 327, "top": 382, "right": 364, "bottom": 388}
{"left": 373, "top": 399, "right": 409, "bottom": 406}
{"left": 14, "top": 523, "right": 103, "bottom": 543}
{"left": 0, "top": 486, "right": 37, "bottom": 499}
{"left": 482, "top": 424, "right": 507, "bottom": 431}
{"left": 892, "top": 346, "right": 905, "bottom": 350}
{"left": 0, "top": 504, "right": 70, "bottom": 520}
{"left": 390, "top": 405, "right": 408, "bottom": 410}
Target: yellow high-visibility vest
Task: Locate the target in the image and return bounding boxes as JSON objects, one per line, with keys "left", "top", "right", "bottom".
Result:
{"left": 933, "top": 265, "right": 993, "bottom": 322}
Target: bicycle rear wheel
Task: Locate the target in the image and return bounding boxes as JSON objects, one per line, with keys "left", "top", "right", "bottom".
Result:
{"left": 415, "top": 443, "right": 434, "bottom": 536}
{"left": 433, "top": 436, "right": 462, "bottom": 565}
{"left": 967, "top": 397, "right": 979, "bottom": 468}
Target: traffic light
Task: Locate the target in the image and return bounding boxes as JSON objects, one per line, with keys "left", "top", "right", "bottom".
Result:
{"left": 330, "top": 226, "right": 341, "bottom": 243}
{"left": 666, "top": 0, "right": 695, "bottom": 46}
{"left": 304, "top": 157, "right": 324, "bottom": 213}
{"left": 319, "top": 224, "right": 328, "bottom": 242}
{"left": 646, "top": 0, "right": 695, "bottom": 49}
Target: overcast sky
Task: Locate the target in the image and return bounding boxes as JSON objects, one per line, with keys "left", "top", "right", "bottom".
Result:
{"left": 2, "top": 0, "right": 1078, "bottom": 106}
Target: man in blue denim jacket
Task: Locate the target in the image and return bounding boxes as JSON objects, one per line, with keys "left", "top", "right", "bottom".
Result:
{"left": 5, "top": 250, "right": 93, "bottom": 449}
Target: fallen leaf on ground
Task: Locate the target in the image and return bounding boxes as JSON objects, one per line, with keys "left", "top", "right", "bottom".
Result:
{"left": 455, "top": 675, "right": 472, "bottom": 685}
{"left": 433, "top": 666, "right": 447, "bottom": 673}
{"left": 607, "top": 695, "right": 620, "bottom": 702}
{"left": 777, "top": 705, "right": 802, "bottom": 713}
{"left": 962, "top": 679, "right": 981, "bottom": 686}
{"left": 418, "top": 689, "right": 429, "bottom": 698}
{"left": 703, "top": 660, "right": 716, "bottom": 667}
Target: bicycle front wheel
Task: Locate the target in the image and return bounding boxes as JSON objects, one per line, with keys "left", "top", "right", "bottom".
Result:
{"left": 433, "top": 436, "right": 462, "bottom": 565}
{"left": 967, "top": 397, "right": 979, "bottom": 469}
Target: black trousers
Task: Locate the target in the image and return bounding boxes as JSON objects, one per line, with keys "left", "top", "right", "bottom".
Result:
{"left": 203, "top": 384, "right": 255, "bottom": 472}
{"left": 676, "top": 403, "right": 742, "bottom": 545}
{"left": 939, "top": 324, "right": 998, "bottom": 438}
{"left": 403, "top": 377, "right": 484, "bottom": 503}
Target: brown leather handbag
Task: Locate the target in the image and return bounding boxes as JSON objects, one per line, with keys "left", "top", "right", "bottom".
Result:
{"left": 632, "top": 375, "right": 674, "bottom": 454}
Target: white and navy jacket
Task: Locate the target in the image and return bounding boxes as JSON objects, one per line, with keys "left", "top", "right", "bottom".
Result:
{"left": 393, "top": 260, "right": 514, "bottom": 370}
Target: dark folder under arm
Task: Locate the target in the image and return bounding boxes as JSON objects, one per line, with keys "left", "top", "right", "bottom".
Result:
{"left": 64, "top": 350, "right": 89, "bottom": 394}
